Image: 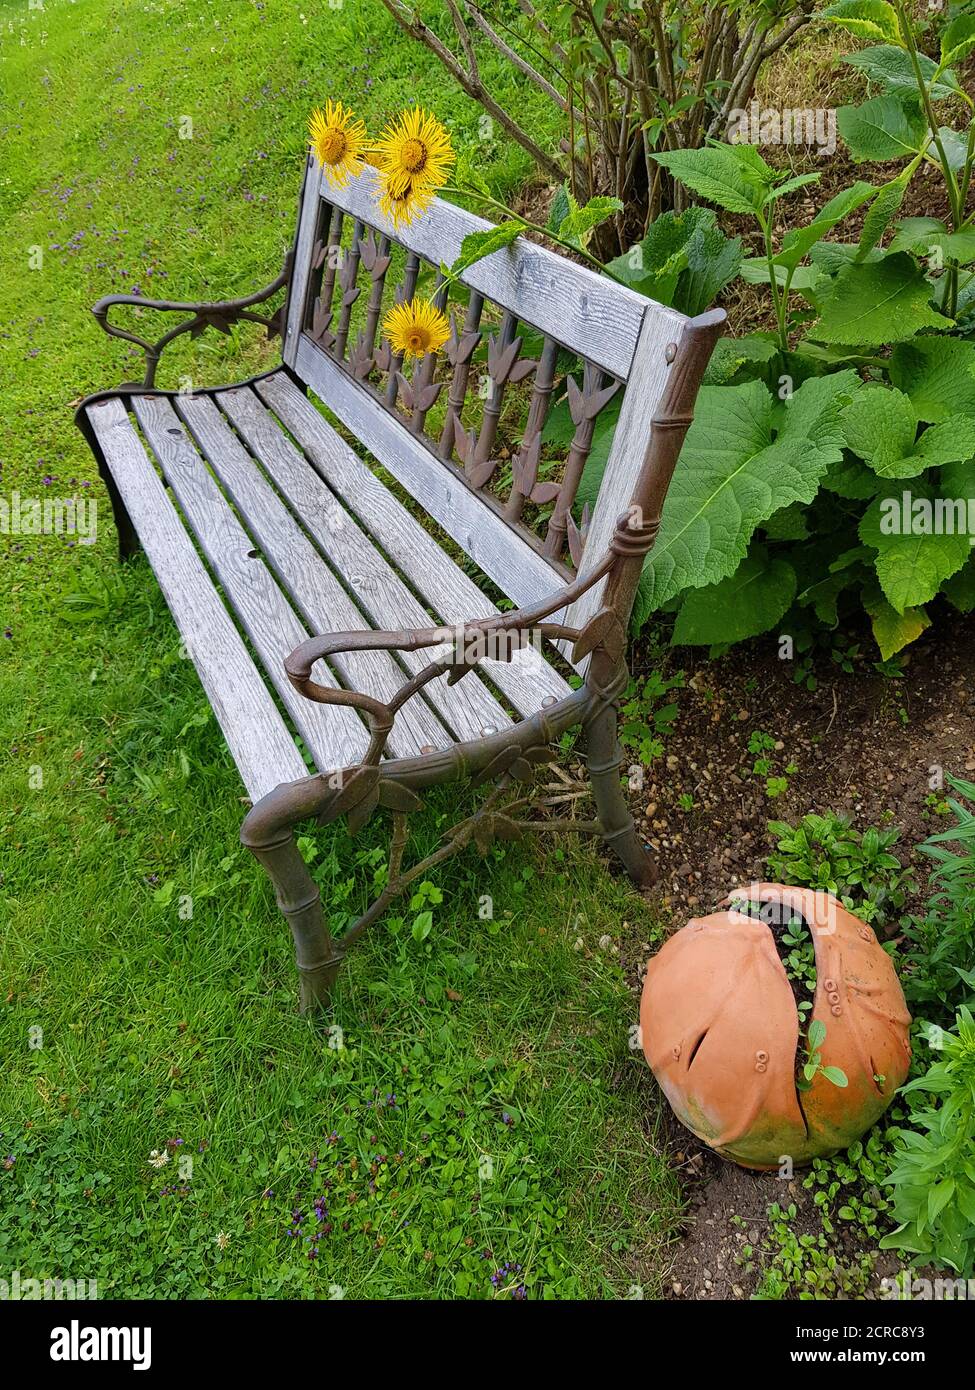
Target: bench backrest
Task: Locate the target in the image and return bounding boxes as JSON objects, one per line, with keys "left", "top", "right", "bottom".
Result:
{"left": 282, "top": 156, "right": 695, "bottom": 642}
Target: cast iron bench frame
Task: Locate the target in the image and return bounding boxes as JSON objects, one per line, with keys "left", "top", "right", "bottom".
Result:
{"left": 77, "top": 156, "right": 724, "bottom": 1011}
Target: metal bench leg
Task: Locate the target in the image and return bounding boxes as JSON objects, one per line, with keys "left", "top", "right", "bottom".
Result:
{"left": 583, "top": 702, "right": 657, "bottom": 888}
{"left": 76, "top": 399, "right": 142, "bottom": 559}
{"left": 241, "top": 782, "right": 345, "bottom": 1012}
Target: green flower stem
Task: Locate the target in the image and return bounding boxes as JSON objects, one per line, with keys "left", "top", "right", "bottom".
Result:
{"left": 758, "top": 209, "right": 790, "bottom": 354}
{"left": 895, "top": 3, "right": 960, "bottom": 219}
{"left": 958, "top": 118, "right": 975, "bottom": 229}
{"left": 894, "top": 0, "right": 967, "bottom": 318}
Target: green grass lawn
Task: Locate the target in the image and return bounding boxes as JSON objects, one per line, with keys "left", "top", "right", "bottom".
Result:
{"left": 0, "top": 0, "right": 680, "bottom": 1298}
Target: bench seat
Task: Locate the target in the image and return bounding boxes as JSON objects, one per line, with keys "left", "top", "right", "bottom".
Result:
{"left": 85, "top": 372, "right": 573, "bottom": 803}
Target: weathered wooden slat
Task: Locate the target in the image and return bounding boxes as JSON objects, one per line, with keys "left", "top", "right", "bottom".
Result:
{"left": 565, "top": 308, "right": 690, "bottom": 642}
{"left": 85, "top": 398, "right": 308, "bottom": 801}
{"left": 256, "top": 371, "right": 574, "bottom": 716}
{"left": 130, "top": 394, "right": 367, "bottom": 773}
{"left": 283, "top": 155, "right": 323, "bottom": 370}
{"left": 319, "top": 166, "right": 680, "bottom": 381}
{"left": 175, "top": 393, "right": 450, "bottom": 757}
{"left": 292, "top": 335, "right": 565, "bottom": 611}
{"left": 218, "top": 384, "right": 514, "bottom": 741}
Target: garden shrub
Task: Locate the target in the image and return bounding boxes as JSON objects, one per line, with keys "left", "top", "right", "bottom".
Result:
{"left": 880, "top": 1005, "right": 975, "bottom": 1275}
{"left": 901, "top": 774, "right": 975, "bottom": 1013}
{"left": 581, "top": 0, "right": 975, "bottom": 659}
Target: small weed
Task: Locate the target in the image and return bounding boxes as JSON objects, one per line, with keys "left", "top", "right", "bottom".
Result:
{"left": 766, "top": 813, "right": 913, "bottom": 925}
{"left": 797, "top": 1019, "right": 848, "bottom": 1092}
{"left": 618, "top": 670, "right": 683, "bottom": 766}
{"left": 747, "top": 730, "right": 798, "bottom": 799}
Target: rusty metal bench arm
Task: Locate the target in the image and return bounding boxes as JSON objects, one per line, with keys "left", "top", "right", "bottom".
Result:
{"left": 91, "top": 252, "right": 293, "bottom": 388}
{"left": 283, "top": 544, "right": 625, "bottom": 764}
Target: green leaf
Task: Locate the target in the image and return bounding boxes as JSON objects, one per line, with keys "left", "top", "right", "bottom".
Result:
{"left": 153, "top": 880, "right": 176, "bottom": 907}
{"left": 605, "top": 214, "right": 690, "bottom": 299}
{"left": 842, "top": 385, "right": 918, "bottom": 477}
{"left": 928, "top": 1178, "right": 956, "bottom": 1223}
{"left": 724, "top": 142, "right": 780, "bottom": 187}
{"left": 813, "top": 252, "right": 946, "bottom": 346}
{"left": 774, "top": 369, "right": 862, "bottom": 448}
{"left": 955, "top": 1181, "right": 975, "bottom": 1226}
{"left": 558, "top": 194, "right": 623, "bottom": 250}
{"left": 796, "top": 341, "right": 881, "bottom": 369}
{"left": 942, "top": 15, "right": 975, "bottom": 67}
{"left": 913, "top": 417, "right": 975, "bottom": 471}
{"left": 841, "top": 391, "right": 975, "bottom": 480}
{"left": 934, "top": 124, "right": 973, "bottom": 175}
{"left": 411, "top": 910, "right": 434, "bottom": 943}
{"left": 809, "top": 240, "right": 884, "bottom": 276}
{"left": 774, "top": 182, "right": 876, "bottom": 270}
{"left": 604, "top": 206, "right": 741, "bottom": 315}
{"left": 650, "top": 144, "right": 769, "bottom": 215}
{"left": 823, "top": 0, "right": 903, "bottom": 44}
{"left": 879, "top": 1222, "right": 933, "bottom": 1255}
{"left": 857, "top": 164, "right": 914, "bottom": 259}
{"left": 762, "top": 502, "right": 809, "bottom": 540}
{"left": 844, "top": 45, "right": 961, "bottom": 101}
{"left": 764, "top": 172, "right": 821, "bottom": 204}
{"left": 860, "top": 488, "right": 972, "bottom": 611}
{"left": 672, "top": 551, "right": 797, "bottom": 645}
{"left": 823, "top": 454, "right": 886, "bottom": 499}
{"left": 888, "top": 216, "right": 950, "bottom": 254}
{"left": 943, "top": 232, "right": 975, "bottom": 266}
{"left": 634, "top": 374, "right": 859, "bottom": 623}
{"left": 741, "top": 259, "right": 822, "bottom": 291}
{"left": 677, "top": 215, "right": 743, "bottom": 316}
{"left": 889, "top": 338, "right": 975, "bottom": 423}
{"left": 546, "top": 183, "right": 570, "bottom": 235}
{"left": 864, "top": 593, "right": 931, "bottom": 658}
{"left": 889, "top": 218, "right": 975, "bottom": 265}
{"left": 837, "top": 95, "right": 926, "bottom": 162}
{"left": 942, "top": 556, "right": 975, "bottom": 613}
{"left": 702, "top": 334, "right": 778, "bottom": 386}
{"left": 444, "top": 222, "right": 522, "bottom": 280}
{"left": 808, "top": 1018, "right": 827, "bottom": 1050}
{"left": 821, "top": 1065, "right": 849, "bottom": 1087}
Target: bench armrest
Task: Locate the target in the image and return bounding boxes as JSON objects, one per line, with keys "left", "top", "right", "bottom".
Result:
{"left": 284, "top": 544, "right": 625, "bottom": 767}
{"left": 92, "top": 253, "right": 293, "bottom": 388}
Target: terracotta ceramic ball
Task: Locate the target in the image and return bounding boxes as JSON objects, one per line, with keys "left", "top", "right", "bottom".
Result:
{"left": 640, "top": 884, "right": 912, "bottom": 1170}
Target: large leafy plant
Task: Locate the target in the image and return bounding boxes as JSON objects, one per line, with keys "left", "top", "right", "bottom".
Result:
{"left": 582, "top": 0, "right": 975, "bottom": 659}
{"left": 880, "top": 1006, "right": 975, "bottom": 1275}
{"left": 901, "top": 775, "right": 975, "bottom": 1013}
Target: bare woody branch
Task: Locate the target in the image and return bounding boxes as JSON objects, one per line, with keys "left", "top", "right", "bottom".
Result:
{"left": 467, "top": 2, "right": 580, "bottom": 118}
{"left": 378, "top": 0, "right": 566, "bottom": 184}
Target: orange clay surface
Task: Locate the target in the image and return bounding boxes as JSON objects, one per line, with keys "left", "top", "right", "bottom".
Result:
{"left": 640, "top": 885, "right": 912, "bottom": 1169}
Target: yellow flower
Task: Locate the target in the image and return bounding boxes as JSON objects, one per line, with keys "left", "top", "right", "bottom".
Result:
{"left": 308, "top": 101, "right": 366, "bottom": 186}
{"left": 383, "top": 297, "right": 450, "bottom": 361}
{"left": 375, "top": 106, "right": 454, "bottom": 199}
{"left": 374, "top": 167, "right": 432, "bottom": 229}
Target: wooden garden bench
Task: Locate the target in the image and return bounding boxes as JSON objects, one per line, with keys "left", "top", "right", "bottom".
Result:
{"left": 77, "top": 156, "right": 724, "bottom": 1011}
